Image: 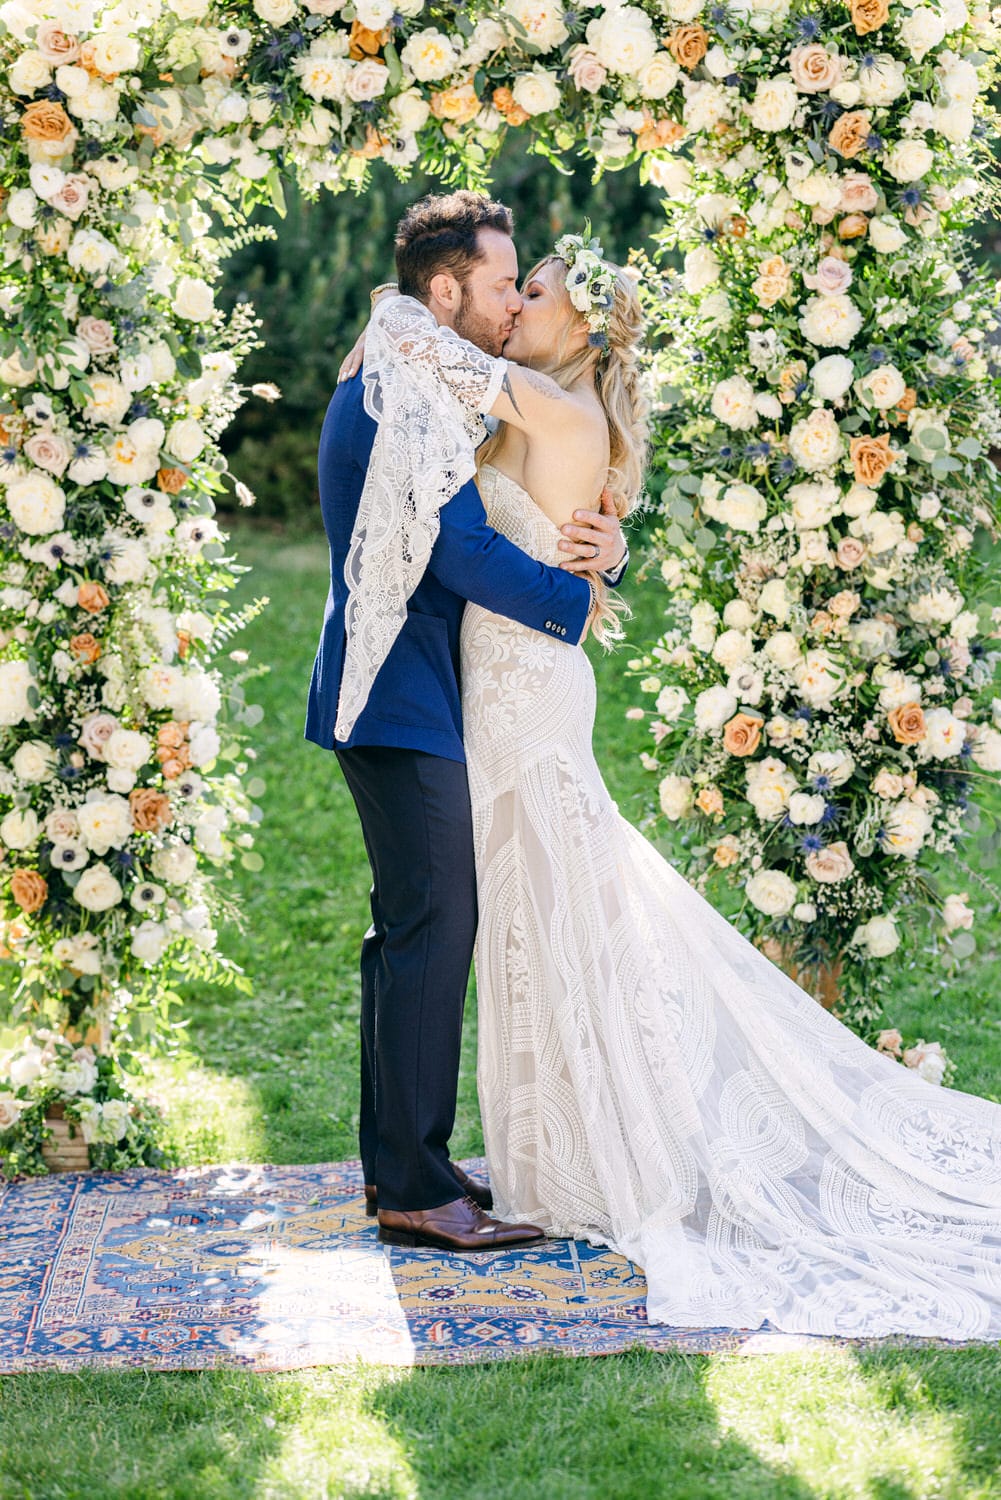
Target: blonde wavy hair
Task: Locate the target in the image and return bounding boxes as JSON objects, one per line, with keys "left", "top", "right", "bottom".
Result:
{"left": 478, "top": 254, "right": 650, "bottom": 644}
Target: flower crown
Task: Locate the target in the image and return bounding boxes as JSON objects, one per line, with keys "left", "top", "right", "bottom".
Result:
{"left": 552, "top": 224, "right": 616, "bottom": 352}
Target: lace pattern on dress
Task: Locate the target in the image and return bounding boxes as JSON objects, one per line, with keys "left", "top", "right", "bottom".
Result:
{"left": 334, "top": 296, "right": 507, "bottom": 741}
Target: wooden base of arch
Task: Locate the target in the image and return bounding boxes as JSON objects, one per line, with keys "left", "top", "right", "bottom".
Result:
{"left": 756, "top": 937, "right": 844, "bottom": 1012}
{"left": 41, "top": 1104, "right": 91, "bottom": 1174}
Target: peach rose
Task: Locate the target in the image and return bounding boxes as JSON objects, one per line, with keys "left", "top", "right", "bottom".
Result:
{"left": 129, "top": 788, "right": 173, "bottom": 832}
{"left": 828, "top": 110, "right": 870, "bottom": 158}
{"left": 850, "top": 0, "right": 889, "bottom": 33}
{"left": 78, "top": 581, "right": 110, "bottom": 613}
{"left": 839, "top": 173, "right": 878, "bottom": 212}
{"left": 69, "top": 632, "right": 101, "bottom": 663}
{"left": 11, "top": 869, "right": 47, "bottom": 913}
{"left": 430, "top": 82, "right": 481, "bottom": 124}
{"left": 157, "top": 467, "right": 189, "bottom": 495}
{"left": 492, "top": 87, "right": 530, "bottom": 125}
{"left": 876, "top": 1028, "right": 902, "bottom": 1056}
{"left": 637, "top": 115, "right": 685, "bottom": 151}
{"left": 349, "top": 20, "right": 389, "bottom": 57}
{"left": 36, "top": 23, "right": 81, "bottom": 64}
{"left": 890, "top": 387, "right": 917, "bottom": 424}
{"left": 696, "top": 785, "right": 724, "bottom": 816}
{"left": 722, "top": 712, "right": 763, "bottom": 757}
{"left": 751, "top": 256, "right": 791, "bottom": 308}
{"left": 668, "top": 24, "right": 708, "bottom": 70}
{"left": 850, "top": 433, "right": 899, "bottom": 486}
{"left": 20, "top": 99, "right": 76, "bottom": 145}
{"left": 888, "top": 702, "right": 926, "bottom": 745}
{"left": 836, "top": 536, "right": 867, "bottom": 569}
{"left": 157, "top": 721, "right": 188, "bottom": 750}
{"left": 713, "top": 834, "right": 741, "bottom": 868}
{"left": 568, "top": 46, "right": 608, "bottom": 94}
{"left": 789, "top": 44, "right": 842, "bottom": 93}
{"left": 805, "top": 840, "right": 855, "bottom": 883}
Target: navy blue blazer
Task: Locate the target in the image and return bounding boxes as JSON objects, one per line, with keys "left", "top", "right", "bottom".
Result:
{"left": 305, "top": 372, "right": 592, "bottom": 764}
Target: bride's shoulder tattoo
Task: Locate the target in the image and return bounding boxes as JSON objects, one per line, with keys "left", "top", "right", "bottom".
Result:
{"left": 501, "top": 369, "right": 524, "bottom": 417}
{"left": 521, "top": 368, "right": 568, "bottom": 401}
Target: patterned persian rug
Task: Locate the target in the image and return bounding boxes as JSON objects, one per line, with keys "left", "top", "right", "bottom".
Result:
{"left": 0, "top": 1158, "right": 873, "bottom": 1371}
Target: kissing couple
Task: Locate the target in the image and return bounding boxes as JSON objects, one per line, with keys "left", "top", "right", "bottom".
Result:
{"left": 306, "top": 190, "right": 1001, "bottom": 1340}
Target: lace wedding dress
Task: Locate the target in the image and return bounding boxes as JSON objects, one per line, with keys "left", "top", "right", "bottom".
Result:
{"left": 463, "top": 463, "right": 1001, "bottom": 1340}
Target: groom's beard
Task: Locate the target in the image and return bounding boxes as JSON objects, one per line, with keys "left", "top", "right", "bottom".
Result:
{"left": 454, "top": 292, "right": 511, "bottom": 359}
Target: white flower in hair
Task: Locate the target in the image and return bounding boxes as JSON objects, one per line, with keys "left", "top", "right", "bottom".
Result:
{"left": 552, "top": 223, "right": 617, "bottom": 350}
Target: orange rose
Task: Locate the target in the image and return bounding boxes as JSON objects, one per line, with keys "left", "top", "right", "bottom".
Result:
{"left": 722, "top": 713, "right": 763, "bottom": 757}
{"left": 11, "top": 869, "right": 47, "bottom": 913}
{"left": 492, "top": 87, "right": 530, "bottom": 126}
{"left": 668, "top": 24, "right": 708, "bottom": 69}
{"left": 20, "top": 99, "right": 76, "bottom": 145}
{"left": 69, "top": 632, "right": 101, "bottom": 663}
{"left": 157, "top": 720, "right": 188, "bottom": 749}
{"left": 890, "top": 387, "right": 917, "bottom": 425}
{"left": 828, "top": 110, "right": 870, "bottom": 159}
{"left": 129, "top": 788, "right": 173, "bottom": 832}
{"left": 888, "top": 702, "right": 926, "bottom": 745}
{"left": 850, "top": 0, "right": 889, "bottom": 33}
{"left": 355, "top": 125, "right": 388, "bottom": 160}
{"left": 78, "top": 581, "right": 109, "bottom": 613}
{"left": 637, "top": 116, "right": 684, "bottom": 152}
{"left": 713, "top": 835, "right": 741, "bottom": 868}
{"left": 156, "top": 466, "right": 189, "bottom": 494}
{"left": 696, "top": 785, "right": 724, "bottom": 817}
{"left": 838, "top": 213, "right": 869, "bottom": 240}
{"left": 850, "top": 433, "right": 899, "bottom": 486}
{"left": 430, "top": 82, "right": 481, "bottom": 125}
{"left": 349, "top": 19, "right": 389, "bottom": 57}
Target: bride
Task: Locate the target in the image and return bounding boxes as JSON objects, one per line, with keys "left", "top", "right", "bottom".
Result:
{"left": 364, "top": 232, "right": 1001, "bottom": 1341}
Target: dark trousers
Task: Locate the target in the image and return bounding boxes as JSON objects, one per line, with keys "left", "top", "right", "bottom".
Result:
{"left": 334, "top": 745, "right": 477, "bottom": 1211}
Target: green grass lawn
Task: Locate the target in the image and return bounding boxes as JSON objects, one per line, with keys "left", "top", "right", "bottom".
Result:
{"left": 2, "top": 522, "right": 1000, "bottom": 1500}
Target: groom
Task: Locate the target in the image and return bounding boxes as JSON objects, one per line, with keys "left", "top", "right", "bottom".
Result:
{"left": 306, "top": 190, "right": 627, "bottom": 1251}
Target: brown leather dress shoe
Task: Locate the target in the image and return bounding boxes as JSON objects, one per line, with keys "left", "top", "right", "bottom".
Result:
{"left": 364, "top": 1163, "right": 493, "bottom": 1217}
{"left": 377, "top": 1195, "right": 545, "bottom": 1252}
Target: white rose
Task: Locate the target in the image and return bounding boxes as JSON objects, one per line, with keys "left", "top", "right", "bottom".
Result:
{"left": 74, "top": 862, "right": 124, "bottom": 911}
{"left": 856, "top": 364, "right": 907, "bottom": 410}
{"left": 655, "top": 684, "right": 690, "bottom": 722}
{"left": 659, "top": 773, "right": 693, "bottom": 820}
{"left": 723, "top": 599, "right": 756, "bottom": 630}
{"left": 88, "top": 32, "right": 140, "bottom": 74}
{"left": 857, "top": 55, "right": 907, "bottom": 107}
{"left": 105, "top": 536, "right": 149, "bottom": 586}
{"left": 900, "top": 7, "right": 947, "bottom": 62}
{"left": 712, "top": 628, "right": 754, "bottom": 672}
{"left": 512, "top": 69, "right": 561, "bottom": 115}
{"left": 401, "top": 29, "right": 459, "bottom": 82}
{"left": 9, "top": 50, "right": 52, "bottom": 95}
{"left": 885, "top": 139, "right": 935, "bottom": 183}
{"left": 648, "top": 156, "right": 691, "bottom": 198}
{"left": 0, "top": 807, "right": 40, "bottom": 850}
{"left": 254, "top": 0, "right": 297, "bottom": 22}
{"left": 684, "top": 245, "right": 721, "bottom": 295}
{"left": 586, "top": 5, "right": 657, "bottom": 74}
{"left": 12, "top": 740, "right": 57, "bottom": 783}
{"left": 933, "top": 102, "right": 974, "bottom": 143}
{"left": 637, "top": 52, "right": 680, "bottom": 98}
{"left": 152, "top": 840, "right": 198, "bottom": 884}
{"left": 173, "top": 276, "right": 215, "bottom": 322}
{"left": 82, "top": 374, "right": 131, "bottom": 427}
{"left": 795, "top": 649, "right": 844, "bottom": 707}
{"left": 166, "top": 418, "right": 207, "bottom": 465}
{"left": 689, "top": 600, "right": 719, "bottom": 653}
{"left": 746, "top": 868, "right": 797, "bottom": 916}
{"left": 759, "top": 580, "right": 791, "bottom": 623}
{"left": 789, "top": 409, "right": 843, "bottom": 472}
{"left": 787, "top": 791, "right": 826, "bottom": 825}
{"left": 67, "top": 228, "right": 116, "bottom": 275}
{"left": 389, "top": 88, "right": 431, "bottom": 133}
{"left": 764, "top": 629, "right": 802, "bottom": 667}
{"left": 800, "top": 294, "right": 862, "bottom": 349}
{"left": 883, "top": 799, "right": 932, "bottom": 857}
{"left": 718, "top": 483, "right": 767, "bottom": 534}
{"left": 505, "top": 0, "right": 569, "bottom": 51}
{"left": 103, "top": 728, "right": 152, "bottom": 774}
{"left": 6, "top": 187, "right": 39, "bottom": 228}
{"left": 810, "top": 354, "right": 855, "bottom": 403}
{"left": 789, "top": 481, "right": 840, "bottom": 530}
{"left": 908, "top": 585, "right": 962, "bottom": 626}
{"left": 972, "top": 725, "right": 1001, "bottom": 772}
{"left": 188, "top": 723, "right": 221, "bottom": 766}
{"left": 711, "top": 375, "right": 758, "bottom": 430}
{"left": 747, "top": 76, "right": 798, "bottom": 132}
{"left": 77, "top": 794, "right": 133, "bottom": 855}
{"left": 5, "top": 471, "right": 67, "bottom": 535}
{"left": 0, "top": 660, "right": 35, "bottom": 726}
{"left": 694, "top": 685, "right": 738, "bottom": 734}
{"left": 855, "top": 914, "right": 900, "bottom": 957}
{"left": 131, "top": 919, "right": 170, "bottom": 964}
{"left": 869, "top": 216, "right": 908, "bottom": 253}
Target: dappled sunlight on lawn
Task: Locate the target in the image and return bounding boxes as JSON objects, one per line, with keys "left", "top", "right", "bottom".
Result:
{"left": 139, "top": 1055, "right": 271, "bottom": 1167}
{"left": 705, "top": 1346, "right": 967, "bottom": 1499}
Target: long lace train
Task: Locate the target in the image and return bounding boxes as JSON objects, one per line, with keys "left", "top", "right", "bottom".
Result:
{"left": 463, "top": 464, "right": 1001, "bottom": 1340}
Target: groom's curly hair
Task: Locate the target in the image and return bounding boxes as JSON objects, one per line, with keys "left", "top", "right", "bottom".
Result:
{"left": 395, "top": 191, "right": 514, "bottom": 302}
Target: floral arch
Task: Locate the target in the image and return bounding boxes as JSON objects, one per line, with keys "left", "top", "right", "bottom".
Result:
{"left": 0, "top": 0, "right": 999, "bottom": 1171}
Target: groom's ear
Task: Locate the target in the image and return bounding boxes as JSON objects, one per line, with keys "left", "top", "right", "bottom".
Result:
{"left": 427, "top": 270, "right": 461, "bottom": 317}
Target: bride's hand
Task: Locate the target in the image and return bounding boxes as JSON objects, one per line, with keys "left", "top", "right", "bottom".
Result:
{"left": 337, "top": 285, "right": 399, "bottom": 384}
{"left": 559, "top": 488, "right": 625, "bottom": 574}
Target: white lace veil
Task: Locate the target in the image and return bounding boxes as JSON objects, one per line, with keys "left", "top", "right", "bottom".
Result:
{"left": 334, "top": 295, "right": 507, "bottom": 742}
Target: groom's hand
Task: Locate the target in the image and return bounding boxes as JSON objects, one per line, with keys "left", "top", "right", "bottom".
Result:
{"left": 558, "top": 488, "right": 626, "bottom": 574}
